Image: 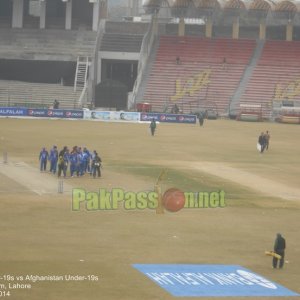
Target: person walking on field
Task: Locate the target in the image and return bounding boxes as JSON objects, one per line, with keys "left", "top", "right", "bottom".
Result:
{"left": 258, "top": 132, "right": 266, "bottom": 153}
{"left": 197, "top": 112, "right": 205, "bottom": 126}
{"left": 265, "top": 131, "right": 270, "bottom": 150}
{"left": 149, "top": 118, "right": 157, "bottom": 136}
{"left": 273, "top": 233, "right": 286, "bottom": 269}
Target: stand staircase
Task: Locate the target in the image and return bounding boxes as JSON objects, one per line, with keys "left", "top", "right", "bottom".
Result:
{"left": 74, "top": 56, "right": 91, "bottom": 92}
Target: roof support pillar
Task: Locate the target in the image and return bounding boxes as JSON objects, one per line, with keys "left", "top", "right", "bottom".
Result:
{"left": 232, "top": 16, "right": 239, "bottom": 39}
{"left": 286, "top": 22, "right": 293, "bottom": 41}
{"left": 259, "top": 20, "right": 266, "bottom": 40}
{"left": 65, "top": 0, "right": 72, "bottom": 30}
{"left": 178, "top": 17, "right": 185, "bottom": 36}
{"left": 205, "top": 16, "right": 213, "bottom": 38}
{"left": 12, "top": 0, "right": 24, "bottom": 28}
{"left": 39, "top": 0, "right": 46, "bottom": 29}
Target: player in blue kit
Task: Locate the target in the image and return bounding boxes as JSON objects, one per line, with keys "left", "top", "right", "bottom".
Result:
{"left": 40, "top": 144, "right": 101, "bottom": 179}
{"left": 69, "top": 147, "right": 78, "bottom": 177}
{"left": 83, "top": 147, "right": 91, "bottom": 174}
{"left": 77, "top": 148, "right": 85, "bottom": 176}
{"left": 39, "top": 147, "right": 49, "bottom": 172}
{"left": 49, "top": 145, "right": 58, "bottom": 174}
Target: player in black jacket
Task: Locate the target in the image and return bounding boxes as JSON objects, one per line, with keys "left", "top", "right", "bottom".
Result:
{"left": 273, "top": 233, "right": 286, "bottom": 269}
{"left": 258, "top": 132, "right": 266, "bottom": 153}
{"left": 92, "top": 152, "right": 102, "bottom": 178}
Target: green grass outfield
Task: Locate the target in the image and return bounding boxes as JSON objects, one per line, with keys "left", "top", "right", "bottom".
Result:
{"left": 0, "top": 118, "right": 299, "bottom": 300}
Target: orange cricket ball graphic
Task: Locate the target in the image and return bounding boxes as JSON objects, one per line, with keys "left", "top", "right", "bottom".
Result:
{"left": 162, "top": 188, "right": 185, "bottom": 212}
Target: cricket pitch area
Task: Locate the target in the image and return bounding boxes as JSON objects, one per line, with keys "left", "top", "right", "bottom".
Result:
{"left": 0, "top": 118, "right": 299, "bottom": 300}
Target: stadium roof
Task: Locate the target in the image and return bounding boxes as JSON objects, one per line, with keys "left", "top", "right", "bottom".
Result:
{"left": 143, "top": 0, "right": 300, "bottom": 13}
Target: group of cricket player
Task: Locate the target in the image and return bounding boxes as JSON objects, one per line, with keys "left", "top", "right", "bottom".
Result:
{"left": 39, "top": 145, "right": 102, "bottom": 178}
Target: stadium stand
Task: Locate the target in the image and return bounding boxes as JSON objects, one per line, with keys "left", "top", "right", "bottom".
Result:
{"left": 237, "top": 40, "right": 300, "bottom": 119}
{"left": 141, "top": 36, "right": 256, "bottom": 115}
{"left": 0, "top": 28, "right": 96, "bottom": 61}
{"left": 0, "top": 28, "right": 96, "bottom": 108}
{"left": 0, "top": 80, "right": 82, "bottom": 109}
{"left": 1, "top": 0, "right": 300, "bottom": 118}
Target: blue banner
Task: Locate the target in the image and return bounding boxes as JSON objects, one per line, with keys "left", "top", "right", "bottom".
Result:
{"left": 133, "top": 264, "right": 299, "bottom": 297}
{"left": 0, "top": 107, "right": 194, "bottom": 123}
{"left": 27, "top": 108, "right": 48, "bottom": 117}
{"left": 64, "top": 110, "right": 84, "bottom": 119}
{"left": 0, "top": 107, "right": 28, "bottom": 116}
{"left": 140, "top": 113, "right": 196, "bottom": 124}
{"left": 45, "top": 109, "right": 65, "bottom": 118}
{"left": 26, "top": 108, "right": 83, "bottom": 119}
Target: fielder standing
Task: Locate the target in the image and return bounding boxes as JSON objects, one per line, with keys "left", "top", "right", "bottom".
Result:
{"left": 150, "top": 118, "right": 157, "bottom": 136}
{"left": 273, "top": 233, "right": 286, "bottom": 269}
